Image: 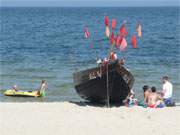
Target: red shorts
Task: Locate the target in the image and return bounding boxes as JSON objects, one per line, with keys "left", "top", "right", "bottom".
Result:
{"left": 148, "top": 104, "right": 156, "bottom": 108}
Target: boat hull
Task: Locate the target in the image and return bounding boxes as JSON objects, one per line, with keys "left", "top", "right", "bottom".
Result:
{"left": 73, "top": 62, "right": 134, "bottom": 104}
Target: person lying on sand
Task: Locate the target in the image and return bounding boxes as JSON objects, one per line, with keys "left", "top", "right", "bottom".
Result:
{"left": 148, "top": 87, "right": 165, "bottom": 108}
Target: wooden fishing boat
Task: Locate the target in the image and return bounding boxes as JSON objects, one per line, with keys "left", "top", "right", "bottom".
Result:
{"left": 73, "top": 60, "right": 134, "bottom": 104}
{"left": 73, "top": 16, "right": 140, "bottom": 104}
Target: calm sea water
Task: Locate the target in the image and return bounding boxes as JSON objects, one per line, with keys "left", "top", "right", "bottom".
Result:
{"left": 0, "top": 7, "right": 180, "bottom": 102}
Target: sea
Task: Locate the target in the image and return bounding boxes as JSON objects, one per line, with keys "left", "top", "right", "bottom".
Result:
{"left": 0, "top": 7, "right": 180, "bottom": 102}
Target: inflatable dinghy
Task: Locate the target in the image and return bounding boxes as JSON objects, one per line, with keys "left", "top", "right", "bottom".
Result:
{"left": 4, "top": 89, "right": 45, "bottom": 97}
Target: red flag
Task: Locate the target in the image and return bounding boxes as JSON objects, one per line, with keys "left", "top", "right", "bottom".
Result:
{"left": 120, "top": 38, "right": 127, "bottom": 51}
{"left": 110, "top": 32, "right": 115, "bottom": 45}
{"left": 111, "top": 19, "right": 116, "bottom": 30}
{"left": 115, "top": 34, "right": 122, "bottom": 48}
{"left": 104, "top": 16, "right": 109, "bottom": 26}
{"left": 84, "top": 27, "right": 90, "bottom": 38}
{"left": 120, "top": 24, "right": 128, "bottom": 37}
{"left": 131, "top": 35, "right": 137, "bottom": 48}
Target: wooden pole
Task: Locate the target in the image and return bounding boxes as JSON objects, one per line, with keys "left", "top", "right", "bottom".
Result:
{"left": 106, "top": 63, "right": 110, "bottom": 108}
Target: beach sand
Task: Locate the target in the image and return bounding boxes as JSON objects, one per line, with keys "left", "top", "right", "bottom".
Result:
{"left": 0, "top": 102, "right": 180, "bottom": 135}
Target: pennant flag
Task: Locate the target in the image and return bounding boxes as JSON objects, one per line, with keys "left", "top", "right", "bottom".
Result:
{"left": 136, "top": 23, "right": 142, "bottom": 37}
{"left": 84, "top": 27, "right": 90, "bottom": 38}
{"left": 111, "top": 19, "right": 116, "bottom": 30}
{"left": 110, "top": 32, "right": 115, "bottom": 45}
{"left": 104, "top": 16, "right": 109, "bottom": 26}
{"left": 120, "top": 38, "right": 127, "bottom": 51}
{"left": 120, "top": 24, "right": 128, "bottom": 37}
{"left": 115, "top": 34, "right": 122, "bottom": 49}
{"left": 131, "top": 35, "right": 137, "bottom": 48}
{"left": 105, "top": 26, "right": 110, "bottom": 38}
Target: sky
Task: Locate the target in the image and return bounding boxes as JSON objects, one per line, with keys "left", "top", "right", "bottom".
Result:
{"left": 1, "top": 0, "right": 180, "bottom": 7}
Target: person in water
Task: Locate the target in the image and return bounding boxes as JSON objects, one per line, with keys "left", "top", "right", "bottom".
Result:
{"left": 37, "top": 80, "right": 47, "bottom": 97}
{"left": 161, "top": 76, "right": 175, "bottom": 106}
{"left": 143, "top": 85, "right": 151, "bottom": 104}
{"left": 12, "top": 85, "right": 18, "bottom": 92}
{"left": 148, "top": 87, "right": 164, "bottom": 108}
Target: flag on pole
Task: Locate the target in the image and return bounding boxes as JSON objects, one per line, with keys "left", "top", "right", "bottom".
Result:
{"left": 115, "top": 34, "right": 122, "bottom": 49}
{"left": 104, "top": 16, "right": 109, "bottom": 26}
{"left": 120, "top": 24, "right": 128, "bottom": 37}
{"left": 136, "top": 23, "right": 142, "bottom": 37}
{"left": 131, "top": 35, "right": 137, "bottom": 48}
{"left": 120, "top": 38, "right": 127, "bottom": 51}
{"left": 84, "top": 27, "right": 90, "bottom": 38}
{"left": 111, "top": 19, "right": 116, "bottom": 30}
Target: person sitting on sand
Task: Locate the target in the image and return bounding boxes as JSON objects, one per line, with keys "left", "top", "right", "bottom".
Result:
{"left": 161, "top": 76, "right": 175, "bottom": 106}
{"left": 137, "top": 86, "right": 150, "bottom": 108}
{"left": 143, "top": 85, "right": 151, "bottom": 104}
{"left": 36, "top": 80, "right": 47, "bottom": 97}
{"left": 148, "top": 87, "right": 164, "bottom": 108}
{"left": 123, "top": 90, "right": 138, "bottom": 107}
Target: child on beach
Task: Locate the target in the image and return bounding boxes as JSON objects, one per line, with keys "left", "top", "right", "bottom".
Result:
{"left": 123, "top": 90, "right": 138, "bottom": 107}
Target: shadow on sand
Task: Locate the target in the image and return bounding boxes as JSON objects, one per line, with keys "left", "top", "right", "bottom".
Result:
{"left": 68, "top": 101, "right": 123, "bottom": 108}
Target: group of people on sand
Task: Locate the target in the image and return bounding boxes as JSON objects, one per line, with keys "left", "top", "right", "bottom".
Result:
{"left": 96, "top": 51, "right": 176, "bottom": 108}
{"left": 124, "top": 76, "right": 175, "bottom": 108}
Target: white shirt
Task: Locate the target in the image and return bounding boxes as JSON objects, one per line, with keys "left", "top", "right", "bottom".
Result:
{"left": 162, "top": 81, "right": 173, "bottom": 99}
{"left": 114, "top": 54, "right": 117, "bottom": 60}
{"left": 97, "top": 59, "right": 102, "bottom": 64}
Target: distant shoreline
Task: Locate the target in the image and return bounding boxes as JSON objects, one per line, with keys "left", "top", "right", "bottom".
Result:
{"left": 1, "top": 6, "right": 180, "bottom": 8}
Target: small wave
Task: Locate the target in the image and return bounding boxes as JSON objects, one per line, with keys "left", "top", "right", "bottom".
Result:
{"left": 162, "top": 36, "right": 175, "bottom": 40}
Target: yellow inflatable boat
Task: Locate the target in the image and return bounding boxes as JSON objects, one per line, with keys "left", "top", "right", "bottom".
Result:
{"left": 4, "top": 89, "right": 45, "bottom": 97}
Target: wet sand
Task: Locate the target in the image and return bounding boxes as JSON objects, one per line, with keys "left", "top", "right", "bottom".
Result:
{"left": 1, "top": 102, "right": 180, "bottom": 135}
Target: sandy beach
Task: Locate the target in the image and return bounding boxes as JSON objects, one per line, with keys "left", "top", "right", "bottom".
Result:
{"left": 0, "top": 102, "right": 180, "bottom": 135}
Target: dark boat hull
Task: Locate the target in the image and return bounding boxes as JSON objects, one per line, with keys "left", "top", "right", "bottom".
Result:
{"left": 73, "top": 62, "right": 134, "bottom": 103}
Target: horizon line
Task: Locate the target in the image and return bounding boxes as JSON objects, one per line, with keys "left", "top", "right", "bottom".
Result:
{"left": 1, "top": 5, "right": 180, "bottom": 8}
